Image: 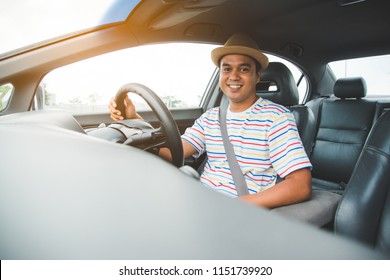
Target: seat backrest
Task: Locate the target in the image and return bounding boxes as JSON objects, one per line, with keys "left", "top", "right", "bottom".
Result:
{"left": 335, "top": 110, "right": 390, "bottom": 254}
{"left": 258, "top": 62, "right": 316, "bottom": 155}
{"left": 309, "top": 77, "right": 377, "bottom": 192}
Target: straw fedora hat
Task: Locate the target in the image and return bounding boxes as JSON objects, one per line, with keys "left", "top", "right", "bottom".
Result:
{"left": 211, "top": 33, "right": 269, "bottom": 70}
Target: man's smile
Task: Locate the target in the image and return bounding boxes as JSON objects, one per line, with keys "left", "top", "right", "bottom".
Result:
{"left": 228, "top": 84, "right": 243, "bottom": 89}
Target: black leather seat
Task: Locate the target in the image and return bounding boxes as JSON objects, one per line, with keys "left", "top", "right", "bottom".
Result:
{"left": 257, "top": 62, "right": 316, "bottom": 155}
{"left": 310, "top": 77, "right": 377, "bottom": 193}
{"left": 272, "top": 77, "right": 376, "bottom": 227}
{"left": 335, "top": 109, "right": 390, "bottom": 254}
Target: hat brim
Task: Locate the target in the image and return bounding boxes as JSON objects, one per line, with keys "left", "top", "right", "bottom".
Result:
{"left": 211, "top": 46, "right": 269, "bottom": 70}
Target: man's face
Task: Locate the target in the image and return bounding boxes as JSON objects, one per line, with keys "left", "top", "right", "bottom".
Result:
{"left": 219, "top": 54, "right": 260, "bottom": 106}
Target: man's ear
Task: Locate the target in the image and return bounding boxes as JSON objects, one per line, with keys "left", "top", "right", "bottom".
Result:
{"left": 256, "top": 70, "right": 261, "bottom": 83}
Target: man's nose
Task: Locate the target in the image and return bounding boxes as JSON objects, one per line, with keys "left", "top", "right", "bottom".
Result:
{"left": 229, "top": 69, "right": 240, "bottom": 80}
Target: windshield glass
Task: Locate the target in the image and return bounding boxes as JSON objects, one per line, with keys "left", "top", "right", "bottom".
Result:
{"left": 0, "top": 0, "right": 140, "bottom": 56}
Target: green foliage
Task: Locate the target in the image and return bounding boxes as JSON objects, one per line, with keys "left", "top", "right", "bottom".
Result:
{"left": 0, "top": 84, "right": 11, "bottom": 94}
{"left": 0, "top": 84, "right": 12, "bottom": 111}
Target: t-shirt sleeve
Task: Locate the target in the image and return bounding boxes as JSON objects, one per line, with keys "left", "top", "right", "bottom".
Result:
{"left": 181, "top": 115, "right": 207, "bottom": 158}
{"left": 267, "top": 111, "right": 312, "bottom": 178}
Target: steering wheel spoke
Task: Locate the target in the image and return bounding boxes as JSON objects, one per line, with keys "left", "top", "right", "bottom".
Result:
{"left": 114, "top": 83, "right": 184, "bottom": 167}
{"left": 124, "top": 127, "right": 164, "bottom": 147}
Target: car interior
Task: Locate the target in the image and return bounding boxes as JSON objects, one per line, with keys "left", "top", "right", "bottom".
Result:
{"left": 1, "top": 0, "right": 390, "bottom": 259}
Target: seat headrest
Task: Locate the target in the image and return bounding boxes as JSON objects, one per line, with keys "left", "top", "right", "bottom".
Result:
{"left": 334, "top": 77, "right": 367, "bottom": 99}
{"left": 257, "top": 62, "right": 299, "bottom": 106}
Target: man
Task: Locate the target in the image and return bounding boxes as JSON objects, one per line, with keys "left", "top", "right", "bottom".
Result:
{"left": 109, "top": 33, "right": 312, "bottom": 208}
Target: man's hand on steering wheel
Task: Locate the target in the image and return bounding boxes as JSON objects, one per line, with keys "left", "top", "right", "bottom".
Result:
{"left": 109, "top": 95, "right": 141, "bottom": 121}
{"left": 106, "top": 83, "right": 184, "bottom": 167}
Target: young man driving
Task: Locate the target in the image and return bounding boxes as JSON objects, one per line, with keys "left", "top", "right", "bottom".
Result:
{"left": 109, "top": 33, "right": 312, "bottom": 208}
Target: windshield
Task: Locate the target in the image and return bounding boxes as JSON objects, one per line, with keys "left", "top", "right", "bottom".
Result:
{"left": 0, "top": 0, "right": 141, "bottom": 56}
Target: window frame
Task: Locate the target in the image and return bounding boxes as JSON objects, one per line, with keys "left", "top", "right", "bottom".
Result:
{"left": 36, "top": 45, "right": 309, "bottom": 115}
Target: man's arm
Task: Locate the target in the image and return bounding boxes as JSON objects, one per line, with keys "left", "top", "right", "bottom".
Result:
{"left": 159, "top": 140, "right": 198, "bottom": 161}
{"left": 238, "top": 168, "right": 312, "bottom": 208}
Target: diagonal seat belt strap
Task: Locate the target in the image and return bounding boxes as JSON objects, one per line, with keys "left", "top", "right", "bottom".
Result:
{"left": 219, "top": 97, "right": 249, "bottom": 196}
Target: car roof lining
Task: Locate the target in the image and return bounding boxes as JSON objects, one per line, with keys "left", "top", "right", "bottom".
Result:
{"left": 128, "top": 0, "right": 390, "bottom": 71}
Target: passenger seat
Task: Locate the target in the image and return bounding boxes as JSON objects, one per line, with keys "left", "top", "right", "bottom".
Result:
{"left": 272, "top": 77, "right": 377, "bottom": 228}
{"left": 335, "top": 109, "right": 390, "bottom": 254}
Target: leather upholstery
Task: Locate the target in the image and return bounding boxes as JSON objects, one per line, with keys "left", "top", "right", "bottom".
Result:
{"left": 258, "top": 62, "right": 315, "bottom": 155}
{"left": 310, "top": 77, "right": 377, "bottom": 191}
{"left": 334, "top": 77, "right": 367, "bottom": 99}
{"left": 335, "top": 110, "right": 390, "bottom": 253}
{"left": 258, "top": 62, "right": 299, "bottom": 106}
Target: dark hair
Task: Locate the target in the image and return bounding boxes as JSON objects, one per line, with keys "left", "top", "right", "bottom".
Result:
{"left": 254, "top": 60, "right": 261, "bottom": 72}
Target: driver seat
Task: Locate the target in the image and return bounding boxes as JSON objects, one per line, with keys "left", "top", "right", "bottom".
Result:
{"left": 334, "top": 109, "right": 390, "bottom": 254}
{"left": 257, "top": 62, "right": 316, "bottom": 155}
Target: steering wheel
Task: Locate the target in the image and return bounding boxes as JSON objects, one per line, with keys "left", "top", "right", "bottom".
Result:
{"left": 114, "top": 83, "right": 184, "bottom": 167}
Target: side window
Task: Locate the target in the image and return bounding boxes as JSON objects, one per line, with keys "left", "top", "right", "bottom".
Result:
{"left": 0, "top": 83, "right": 14, "bottom": 112}
{"left": 329, "top": 54, "right": 390, "bottom": 97}
{"left": 38, "top": 43, "right": 218, "bottom": 114}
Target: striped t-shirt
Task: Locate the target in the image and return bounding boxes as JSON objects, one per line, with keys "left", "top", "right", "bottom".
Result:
{"left": 182, "top": 97, "right": 312, "bottom": 197}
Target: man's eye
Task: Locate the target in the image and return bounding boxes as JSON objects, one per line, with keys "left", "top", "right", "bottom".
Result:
{"left": 222, "top": 67, "right": 231, "bottom": 72}
{"left": 240, "top": 67, "right": 249, "bottom": 72}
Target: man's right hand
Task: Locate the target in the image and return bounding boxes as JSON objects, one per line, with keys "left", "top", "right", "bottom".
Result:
{"left": 109, "top": 95, "right": 140, "bottom": 121}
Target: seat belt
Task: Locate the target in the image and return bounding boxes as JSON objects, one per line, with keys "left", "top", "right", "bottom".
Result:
{"left": 219, "top": 97, "right": 249, "bottom": 196}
